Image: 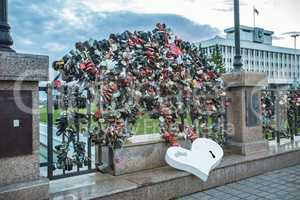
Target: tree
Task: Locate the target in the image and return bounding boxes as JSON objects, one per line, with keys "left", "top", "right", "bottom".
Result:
{"left": 211, "top": 45, "right": 225, "bottom": 74}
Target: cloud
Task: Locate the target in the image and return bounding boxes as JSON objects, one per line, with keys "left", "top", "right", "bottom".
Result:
{"left": 88, "top": 11, "right": 220, "bottom": 42}
{"left": 272, "top": 35, "right": 285, "bottom": 40}
{"left": 213, "top": 8, "right": 233, "bottom": 12}
{"left": 220, "top": 0, "right": 247, "bottom": 6}
{"left": 8, "top": 0, "right": 219, "bottom": 80}
{"left": 213, "top": 0, "right": 247, "bottom": 12}
{"left": 22, "top": 38, "right": 34, "bottom": 45}
{"left": 44, "top": 42, "right": 68, "bottom": 52}
{"left": 9, "top": 0, "right": 219, "bottom": 65}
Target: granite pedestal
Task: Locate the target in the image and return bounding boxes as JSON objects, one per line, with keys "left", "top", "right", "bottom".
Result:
{"left": 0, "top": 51, "right": 49, "bottom": 200}
{"left": 98, "top": 134, "right": 191, "bottom": 176}
{"left": 222, "top": 71, "right": 268, "bottom": 155}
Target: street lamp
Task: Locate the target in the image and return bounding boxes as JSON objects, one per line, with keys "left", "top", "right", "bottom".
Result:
{"left": 282, "top": 32, "right": 300, "bottom": 85}
{"left": 0, "top": 0, "right": 14, "bottom": 52}
{"left": 233, "top": 0, "right": 242, "bottom": 72}
{"left": 282, "top": 32, "right": 300, "bottom": 49}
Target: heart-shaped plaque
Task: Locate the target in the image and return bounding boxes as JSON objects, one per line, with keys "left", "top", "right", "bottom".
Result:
{"left": 165, "top": 138, "right": 223, "bottom": 182}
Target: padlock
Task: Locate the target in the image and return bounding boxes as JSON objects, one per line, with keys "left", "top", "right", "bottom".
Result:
{"left": 51, "top": 23, "right": 229, "bottom": 150}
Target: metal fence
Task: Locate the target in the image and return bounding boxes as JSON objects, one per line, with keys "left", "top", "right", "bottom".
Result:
{"left": 39, "top": 84, "right": 96, "bottom": 180}
{"left": 261, "top": 89, "right": 300, "bottom": 144}
{"left": 39, "top": 85, "right": 229, "bottom": 178}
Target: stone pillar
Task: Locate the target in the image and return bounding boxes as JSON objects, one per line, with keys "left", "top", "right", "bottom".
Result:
{"left": 222, "top": 71, "right": 268, "bottom": 155}
{"left": 0, "top": 51, "right": 49, "bottom": 199}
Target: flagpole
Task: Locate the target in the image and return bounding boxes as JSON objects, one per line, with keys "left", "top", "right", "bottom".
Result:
{"left": 253, "top": 6, "right": 256, "bottom": 27}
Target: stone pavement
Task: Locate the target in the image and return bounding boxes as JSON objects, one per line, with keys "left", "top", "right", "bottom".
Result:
{"left": 179, "top": 165, "right": 300, "bottom": 200}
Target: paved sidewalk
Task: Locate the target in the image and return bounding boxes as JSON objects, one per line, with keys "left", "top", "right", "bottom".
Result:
{"left": 179, "top": 165, "right": 300, "bottom": 200}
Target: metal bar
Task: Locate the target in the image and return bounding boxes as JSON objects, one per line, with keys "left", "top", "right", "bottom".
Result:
{"left": 49, "top": 169, "right": 97, "bottom": 180}
{"left": 233, "top": 0, "right": 242, "bottom": 71}
{"left": 275, "top": 90, "right": 280, "bottom": 144}
{"left": 39, "top": 86, "right": 47, "bottom": 92}
{"left": 39, "top": 86, "right": 48, "bottom": 168}
{"left": 108, "top": 147, "right": 114, "bottom": 172}
{"left": 291, "top": 93, "right": 296, "bottom": 141}
{"left": 76, "top": 112, "right": 80, "bottom": 173}
{"left": 40, "top": 162, "right": 48, "bottom": 167}
{"left": 95, "top": 81, "right": 103, "bottom": 171}
{"left": 291, "top": 111, "right": 296, "bottom": 141}
{"left": 47, "top": 84, "right": 54, "bottom": 179}
{"left": 296, "top": 107, "right": 300, "bottom": 136}
{"left": 261, "top": 89, "right": 300, "bottom": 92}
{"left": 62, "top": 123, "right": 66, "bottom": 175}
{"left": 87, "top": 94, "right": 92, "bottom": 170}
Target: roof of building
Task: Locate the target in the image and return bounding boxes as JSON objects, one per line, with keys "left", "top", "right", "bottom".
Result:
{"left": 200, "top": 36, "right": 300, "bottom": 55}
{"left": 224, "top": 25, "right": 274, "bottom": 35}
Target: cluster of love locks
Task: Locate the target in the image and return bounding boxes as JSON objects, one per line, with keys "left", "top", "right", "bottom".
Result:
{"left": 261, "top": 91, "right": 275, "bottom": 135}
{"left": 286, "top": 89, "right": 300, "bottom": 130}
{"left": 52, "top": 23, "right": 228, "bottom": 170}
{"left": 261, "top": 87, "right": 300, "bottom": 139}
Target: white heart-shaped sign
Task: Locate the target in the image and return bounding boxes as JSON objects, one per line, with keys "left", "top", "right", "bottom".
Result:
{"left": 165, "top": 138, "right": 223, "bottom": 182}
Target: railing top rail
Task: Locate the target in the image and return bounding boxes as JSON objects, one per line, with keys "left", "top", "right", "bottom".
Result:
{"left": 261, "top": 89, "right": 300, "bottom": 92}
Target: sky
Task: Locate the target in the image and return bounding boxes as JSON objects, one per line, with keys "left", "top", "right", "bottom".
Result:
{"left": 8, "top": 0, "right": 300, "bottom": 78}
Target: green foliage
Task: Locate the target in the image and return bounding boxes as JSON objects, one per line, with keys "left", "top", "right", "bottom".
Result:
{"left": 211, "top": 45, "right": 225, "bottom": 74}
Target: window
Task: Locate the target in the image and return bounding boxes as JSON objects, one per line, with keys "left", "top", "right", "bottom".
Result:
{"left": 228, "top": 46, "right": 232, "bottom": 54}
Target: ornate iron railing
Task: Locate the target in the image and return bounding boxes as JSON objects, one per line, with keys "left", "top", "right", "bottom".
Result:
{"left": 39, "top": 84, "right": 96, "bottom": 180}
{"left": 261, "top": 89, "right": 300, "bottom": 143}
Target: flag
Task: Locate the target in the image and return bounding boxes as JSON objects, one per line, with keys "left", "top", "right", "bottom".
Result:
{"left": 254, "top": 7, "right": 259, "bottom": 15}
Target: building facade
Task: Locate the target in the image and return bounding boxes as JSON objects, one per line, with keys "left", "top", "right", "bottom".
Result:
{"left": 200, "top": 25, "right": 300, "bottom": 86}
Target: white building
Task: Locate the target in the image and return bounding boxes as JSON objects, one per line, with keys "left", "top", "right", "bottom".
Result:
{"left": 200, "top": 25, "right": 300, "bottom": 86}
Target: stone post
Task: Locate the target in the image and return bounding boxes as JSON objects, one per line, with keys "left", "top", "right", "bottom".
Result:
{"left": 0, "top": 51, "right": 49, "bottom": 199}
{"left": 222, "top": 71, "right": 268, "bottom": 155}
